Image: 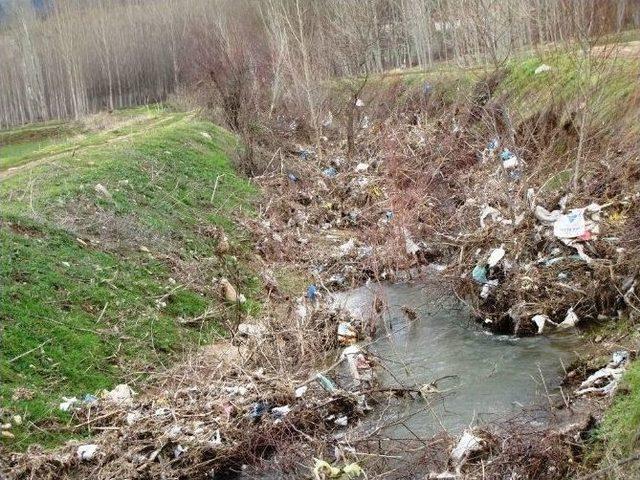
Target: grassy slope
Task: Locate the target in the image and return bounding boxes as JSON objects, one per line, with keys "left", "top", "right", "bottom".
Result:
{"left": 0, "top": 107, "right": 257, "bottom": 449}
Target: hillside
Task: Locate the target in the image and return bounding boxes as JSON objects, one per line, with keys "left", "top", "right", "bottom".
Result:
{"left": 1, "top": 107, "right": 257, "bottom": 449}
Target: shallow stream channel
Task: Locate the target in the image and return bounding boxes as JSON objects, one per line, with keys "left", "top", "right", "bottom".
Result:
{"left": 333, "top": 282, "right": 584, "bottom": 439}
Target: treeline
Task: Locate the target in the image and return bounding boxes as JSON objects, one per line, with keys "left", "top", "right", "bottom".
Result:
{"left": 1, "top": 0, "right": 639, "bottom": 128}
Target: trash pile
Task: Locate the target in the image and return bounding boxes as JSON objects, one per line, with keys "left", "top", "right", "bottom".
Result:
{"left": 458, "top": 180, "right": 639, "bottom": 335}
{"left": 370, "top": 112, "right": 640, "bottom": 335}
{"left": 6, "top": 299, "right": 382, "bottom": 479}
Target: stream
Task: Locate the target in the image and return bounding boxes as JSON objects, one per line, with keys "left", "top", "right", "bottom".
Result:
{"left": 333, "top": 282, "right": 583, "bottom": 438}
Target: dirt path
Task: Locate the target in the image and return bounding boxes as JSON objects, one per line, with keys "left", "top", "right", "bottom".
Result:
{"left": 0, "top": 113, "right": 187, "bottom": 181}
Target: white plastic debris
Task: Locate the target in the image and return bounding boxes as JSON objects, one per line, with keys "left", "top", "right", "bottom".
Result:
{"left": 355, "top": 163, "right": 369, "bottom": 172}
{"left": 295, "top": 385, "right": 308, "bottom": 398}
{"left": 271, "top": 405, "right": 291, "bottom": 419}
{"left": 77, "top": 444, "right": 99, "bottom": 461}
{"left": 154, "top": 407, "right": 171, "bottom": 417}
{"left": 531, "top": 314, "right": 557, "bottom": 334}
{"left": 337, "top": 321, "right": 357, "bottom": 345}
{"left": 237, "top": 323, "right": 267, "bottom": 338}
{"left": 403, "top": 229, "right": 421, "bottom": 255}
{"left": 334, "top": 416, "right": 348, "bottom": 427}
{"left": 94, "top": 183, "right": 113, "bottom": 200}
{"left": 534, "top": 205, "right": 561, "bottom": 224}
{"left": 451, "top": 430, "right": 484, "bottom": 466}
{"left": 557, "top": 307, "right": 579, "bottom": 330}
{"left": 479, "top": 205, "right": 504, "bottom": 228}
{"left": 576, "top": 350, "right": 630, "bottom": 396}
{"left": 209, "top": 429, "right": 223, "bottom": 447}
{"left": 355, "top": 98, "right": 365, "bottom": 107}
{"left": 59, "top": 397, "right": 78, "bottom": 412}
{"left": 166, "top": 424, "right": 182, "bottom": 439}
{"left": 338, "top": 238, "right": 357, "bottom": 256}
{"left": 554, "top": 209, "right": 587, "bottom": 238}
{"left": 534, "top": 64, "right": 552, "bottom": 74}
{"left": 487, "top": 246, "right": 505, "bottom": 268}
{"left": 341, "top": 345, "right": 373, "bottom": 383}
{"left": 126, "top": 411, "right": 142, "bottom": 425}
{"left": 104, "top": 384, "right": 135, "bottom": 406}
{"left": 502, "top": 155, "right": 519, "bottom": 169}
{"left": 173, "top": 444, "right": 187, "bottom": 459}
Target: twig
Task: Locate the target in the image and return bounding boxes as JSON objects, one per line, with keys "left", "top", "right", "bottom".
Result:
{"left": 8, "top": 339, "right": 51, "bottom": 363}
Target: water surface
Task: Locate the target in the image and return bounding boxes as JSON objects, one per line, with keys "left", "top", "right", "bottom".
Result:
{"left": 333, "top": 283, "right": 581, "bottom": 438}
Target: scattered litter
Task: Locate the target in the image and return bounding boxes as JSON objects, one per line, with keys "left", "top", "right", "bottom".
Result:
{"left": 299, "top": 147, "right": 314, "bottom": 160}
{"left": 126, "top": 411, "right": 142, "bottom": 425}
{"left": 209, "top": 429, "right": 222, "bottom": 446}
{"left": 534, "top": 64, "right": 553, "bottom": 74}
{"left": 77, "top": 444, "right": 99, "bottom": 461}
{"left": 354, "top": 163, "right": 369, "bottom": 172}
{"left": 154, "top": 407, "right": 171, "bottom": 417}
{"left": 472, "top": 265, "right": 488, "bottom": 284}
{"left": 338, "top": 238, "right": 356, "bottom": 256}
{"left": 94, "top": 183, "right": 113, "bottom": 201}
{"left": 104, "top": 384, "right": 135, "bottom": 406}
{"left": 479, "top": 205, "right": 504, "bottom": 228}
{"left": 576, "top": 350, "right": 630, "bottom": 396}
{"left": 341, "top": 345, "right": 374, "bottom": 383}
{"left": 342, "top": 463, "right": 364, "bottom": 478}
{"left": 554, "top": 209, "right": 587, "bottom": 238}
{"left": 355, "top": 98, "right": 364, "bottom": 107}
{"left": 250, "top": 401, "right": 269, "bottom": 421}
{"left": 295, "top": 385, "right": 308, "bottom": 398}
{"left": 315, "top": 373, "right": 339, "bottom": 394}
{"left": 323, "top": 167, "right": 338, "bottom": 178}
{"left": 307, "top": 284, "right": 318, "bottom": 301}
{"left": 338, "top": 321, "right": 358, "bottom": 345}
{"left": 237, "top": 323, "right": 268, "bottom": 338}
{"left": 59, "top": 397, "right": 78, "bottom": 412}
{"left": 334, "top": 416, "right": 348, "bottom": 427}
{"left": 531, "top": 314, "right": 557, "bottom": 334}
{"left": 428, "top": 473, "right": 457, "bottom": 480}
{"left": 313, "top": 459, "right": 364, "bottom": 479}
{"left": 500, "top": 149, "right": 519, "bottom": 169}
{"left": 404, "top": 229, "right": 421, "bottom": 255}
{"left": 219, "top": 278, "right": 244, "bottom": 303}
{"left": 166, "top": 425, "right": 182, "bottom": 438}
{"left": 535, "top": 205, "right": 561, "bottom": 224}
{"left": 287, "top": 173, "right": 299, "bottom": 182}
{"left": 173, "top": 445, "right": 187, "bottom": 459}
{"left": 451, "top": 430, "right": 484, "bottom": 466}
{"left": 487, "top": 246, "right": 505, "bottom": 268}
{"left": 557, "top": 307, "right": 579, "bottom": 330}
{"left": 313, "top": 459, "right": 340, "bottom": 479}
{"left": 271, "top": 405, "right": 291, "bottom": 419}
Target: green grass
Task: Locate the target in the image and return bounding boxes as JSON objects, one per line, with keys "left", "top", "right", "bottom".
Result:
{"left": 590, "top": 360, "right": 640, "bottom": 477}
{"left": 499, "top": 52, "right": 640, "bottom": 124}
{"left": 0, "top": 109, "right": 258, "bottom": 449}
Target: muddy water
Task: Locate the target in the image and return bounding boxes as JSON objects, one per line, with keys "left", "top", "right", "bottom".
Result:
{"left": 333, "top": 282, "right": 582, "bottom": 438}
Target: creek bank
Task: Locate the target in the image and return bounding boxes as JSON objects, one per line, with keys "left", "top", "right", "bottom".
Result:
{"left": 5, "top": 57, "right": 640, "bottom": 478}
